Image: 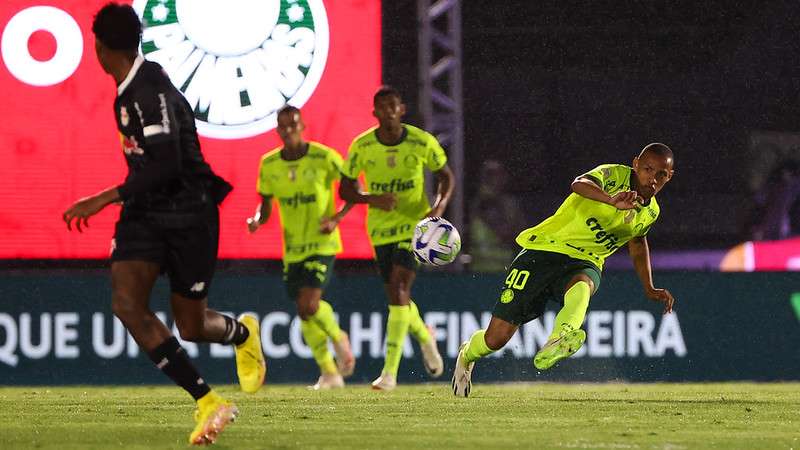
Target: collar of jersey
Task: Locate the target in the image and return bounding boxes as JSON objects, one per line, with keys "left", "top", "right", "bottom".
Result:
{"left": 374, "top": 125, "right": 408, "bottom": 146}
{"left": 280, "top": 143, "right": 310, "bottom": 161}
{"left": 117, "top": 55, "right": 145, "bottom": 97}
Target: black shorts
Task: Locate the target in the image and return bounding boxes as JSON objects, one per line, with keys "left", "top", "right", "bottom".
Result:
{"left": 373, "top": 240, "right": 419, "bottom": 283}
{"left": 491, "top": 249, "right": 602, "bottom": 326}
{"left": 283, "top": 255, "right": 335, "bottom": 300}
{"left": 110, "top": 207, "right": 219, "bottom": 299}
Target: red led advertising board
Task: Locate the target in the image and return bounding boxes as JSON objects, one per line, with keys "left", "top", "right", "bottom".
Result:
{"left": 0, "top": 0, "right": 380, "bottom": 258}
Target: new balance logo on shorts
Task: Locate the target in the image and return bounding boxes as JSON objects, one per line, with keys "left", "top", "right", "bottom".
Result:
{"left": 190, "top": 282, "right": 205, "bottom": 293}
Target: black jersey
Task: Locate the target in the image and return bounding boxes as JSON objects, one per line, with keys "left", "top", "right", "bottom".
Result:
{"left": 113, "top": 56, "right": 231, "bottom": 217}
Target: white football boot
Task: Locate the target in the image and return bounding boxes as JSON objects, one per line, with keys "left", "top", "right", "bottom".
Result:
{"left": 451, "top": 341, "right": 474, "bottom": 397}
{"left": 370, "top": 372, "right": 397, "bottom": 391}
{"left": 309, "top": 373, "right": 345, "bottom": 391}
{"left": 420, "top": 325, "right": 444, "bottom": 378}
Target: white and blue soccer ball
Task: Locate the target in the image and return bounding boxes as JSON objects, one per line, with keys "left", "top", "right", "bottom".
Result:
{"left": 412, "top": 217, "right": 461, "bottom": 266}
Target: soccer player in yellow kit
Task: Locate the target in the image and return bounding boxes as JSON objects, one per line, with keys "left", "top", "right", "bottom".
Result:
{"left": 247, "top": 106, "right": 355, "bottom": 390}
{"left": 340, "top": 86, "right": 455, "bottom": 390}
{"left": 452, "top": 143, "right": 676, "bottom": 397}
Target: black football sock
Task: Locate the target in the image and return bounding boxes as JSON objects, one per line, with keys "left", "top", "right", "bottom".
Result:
{"left": 147, "top": 336, "right": 211, "bottom": 400}
{"left": 221, "top": 315, "right": 250, "bottom": 346}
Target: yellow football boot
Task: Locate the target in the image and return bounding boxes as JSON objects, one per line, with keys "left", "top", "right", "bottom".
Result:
{"left": 234, "top": 313, "right": 266, "bottom": 393}
{"left": 189, "top": 391, "right": 238, "bottom": 446}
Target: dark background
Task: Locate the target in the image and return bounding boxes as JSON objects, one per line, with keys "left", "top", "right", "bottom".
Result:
{"left": 382, "top": 0, "right": 800, "bottom": 250}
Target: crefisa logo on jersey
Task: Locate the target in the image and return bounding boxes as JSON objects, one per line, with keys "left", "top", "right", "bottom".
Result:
{"left": 133, "top": 0, "right": 329, "bottom": 139}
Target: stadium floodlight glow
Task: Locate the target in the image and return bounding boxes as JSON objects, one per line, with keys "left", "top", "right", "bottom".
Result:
{"left": 1, "top": 6, "right": 83, "bottom": 87}
{"left": 133, "top": 0, "right": 330, "bottom": 139}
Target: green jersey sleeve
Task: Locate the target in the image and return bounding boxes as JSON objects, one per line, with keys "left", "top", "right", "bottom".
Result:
{"left": 327, "top": 149, "right": 344, "bottom": 186}
{"left": 341, "top": 141, "right": 363, "bottom": 180}
{"left": 256, "top": 153, "right": 275, "bottom": 197}
{"left": 582, "top": 164, "right": 629, "bottom": 194}
{"left": 425, "top": 133, "right": 447, "bottom": 171}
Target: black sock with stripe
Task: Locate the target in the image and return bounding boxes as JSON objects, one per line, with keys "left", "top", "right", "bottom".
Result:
{"left": 221, "top": 315, "right": 249, "bottom": 346}
{"left": 147, "top": 336, "right": 210, "bottom": 400}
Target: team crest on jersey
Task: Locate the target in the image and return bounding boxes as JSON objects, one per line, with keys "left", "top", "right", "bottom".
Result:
{"left": 120, "top": 133, "right": 144, "bottom": 155}
{"left": 119, "top": 106, "right": 130, "bottom": 127}
{"left": 134, "top": 0, "right": 329, "bottom": 139}
{"left": 303, "top": 168, "right": 317, "bottom": 180}
{"left": 404, "top": 154, "right": 418, "bottom": 168}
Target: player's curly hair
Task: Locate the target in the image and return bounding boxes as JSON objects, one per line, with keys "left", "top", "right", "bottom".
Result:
{"left": 92, "top": 2, "right": 142, "bottom": 51}
{"left": 373, "top": 85, "right": 402, "bottom": 105}
{"left": 278, "top": 105, "right": 301, "bottom": 118}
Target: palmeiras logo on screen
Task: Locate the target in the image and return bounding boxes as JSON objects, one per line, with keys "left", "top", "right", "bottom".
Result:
{"left": 133, "top": 0, "right": 329, "bottom": 139}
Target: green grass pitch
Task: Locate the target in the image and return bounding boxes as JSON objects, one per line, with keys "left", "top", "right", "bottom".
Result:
{"left": 2, "top": 383, "right": 798, "bottom": 449}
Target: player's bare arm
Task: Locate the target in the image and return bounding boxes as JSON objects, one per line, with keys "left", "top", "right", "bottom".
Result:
{"left": 338, "top": 176, "right": 397, "bottom": 211}
{"left": 320, "top": 202, "right": 355, "bottom": 234}
{"left": 427, "top": 164, "right": 455, "bottom": 218}
{"left": 246, "top": 195, "right": 273, "bottom": 233}
{"left": 628, "top": 235, "right": 675, "bottom": 314}
{"left": 63, "top": 186, "right": 120, "bottom": 232}
{"left": 572, "top": 176, "right": 642, "bottom": 210}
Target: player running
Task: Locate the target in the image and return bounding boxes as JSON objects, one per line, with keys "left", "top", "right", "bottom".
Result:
{"left": 247, "top": 106, "right": 355, "bottom": 390}
{"left": 451, "top": 143, "right": 676, "bottom": 397}
{"left": 339, "top": 86, "right": 455, "bottom": 391}
{"left": 62, "top": 3, "right": 265, "bottom": 444}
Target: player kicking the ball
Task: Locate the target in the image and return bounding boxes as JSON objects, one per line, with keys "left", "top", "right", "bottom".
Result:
{"left": 247, "top": 106, "right": 355, "bottom": 390}
{"left": 62, "top": 3, "right": 264, "bottom": 444}
{"left": 452, "top": 143, "right": 676, "bottom": 397}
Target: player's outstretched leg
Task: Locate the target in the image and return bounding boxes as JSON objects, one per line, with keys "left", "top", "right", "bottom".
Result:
{"left": 234, "top": 313, "right": 266, "bottom": 393}
{"left": 408, "top": 300, "right": 443, "bottom": 377}
{"left": 533, "top": 281, "right": 591, "bottom": 370}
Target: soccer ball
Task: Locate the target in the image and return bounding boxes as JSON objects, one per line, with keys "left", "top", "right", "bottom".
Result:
{"left": 412, "top": 217, "right": 461, "bottom": 266}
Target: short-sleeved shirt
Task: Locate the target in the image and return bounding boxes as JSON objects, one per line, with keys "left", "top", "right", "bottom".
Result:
{"left": 114, "top": 56, "right": 228, "bottom": 216}
{"left": 256, "top": 142, "right": 344, "bottom": 263}
{"left": 341, "top": 124, "right": 447, "bottom": 246}
{"left": 515, "top": 164, "right": 660, "bottom": 270}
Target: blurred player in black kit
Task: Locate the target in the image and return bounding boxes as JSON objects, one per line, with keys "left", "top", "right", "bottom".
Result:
{"left": 62, "top": 3, "right": 265, "bottom": 446}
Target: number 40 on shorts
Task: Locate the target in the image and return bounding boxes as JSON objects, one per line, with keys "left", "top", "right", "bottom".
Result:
{"left": 504, "top": 269, "right": 530, "bottom": 290}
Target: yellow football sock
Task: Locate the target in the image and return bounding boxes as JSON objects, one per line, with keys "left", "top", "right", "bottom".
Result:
{"left": 301, "top": 317, "right": 337, "bottom": 374}
{"left": 463, "top": 329, "right": 494, "bottom": 364}
{"left": 549, "top": 281, "right": 591, "bottom": 341}
{"left": 382, "top": 304, "right": 411, "bottom": 376}
{"left": 308, "top": 299, "right": 342, "bottom": 343}
{"left": 407, "top": 300, "right": 431, "bottom": 344}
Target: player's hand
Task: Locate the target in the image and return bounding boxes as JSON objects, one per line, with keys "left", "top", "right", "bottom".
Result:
{"left": 608, "top": 190, "right": 643, "bottom": 210}
{"left": 319, "top": 216, "right": 339, "bottom": 234}
{"left": 368, "top": 193, "right": 397, "bottom": 211}
{"left": 246, "top": 217, "right": 261, "bottom": 233}
{"left": 645, "top": 287, "right": 675, "bottom": 314}
{"left": 63, "top": 195, "right": 105, "bottom": 232}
